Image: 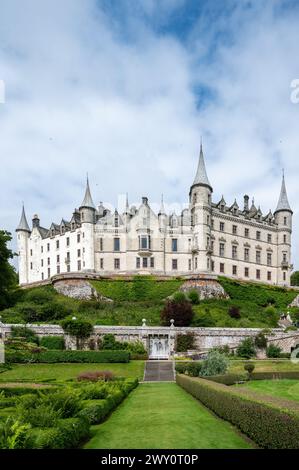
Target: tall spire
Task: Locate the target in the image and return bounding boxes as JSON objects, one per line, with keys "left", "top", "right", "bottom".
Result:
{"left": 16, "top": 204, "right": 31, "bottom": 232}
{"left": 191, "top": 140, "right": 212, "bottom": 191}
{"left": 125, "top": 193, "right": 129, "bottom": 211}
{"left": 275, "top": 170, "right": 292, "bottom": 213}
{"left": 158, "top": 194, "right": 166, "bottom": 215}
{"left": 80, "top": 175, "right": 95, "bottom": 209}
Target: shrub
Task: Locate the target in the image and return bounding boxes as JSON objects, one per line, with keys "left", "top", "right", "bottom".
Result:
{"left": 177, "top": 375, "right": 299, "bottom": 449}
{"left": 176, "top": 333, "right": 195, "bottom": 352}
{"left": 185, "top": 362, "right": 203, "bottom": 377}
{"left": 44, "top": 389, "right": 82, "bottom": 418}
{"left": 13, "top": 302, "right": 43, "bottom": 323}
{"left": 39, "top": 301, "right": 72, "bottom": 321}
{"left": 172, "top": 291, "right": 187, "bottom": 303}
{"left": 266, "top": 344, "right": 282, "bottom": 358}
{"left": 10, "top": 326, "right": 39, "bottom": 345}
{"left": 244, "top": 362, "right": 255, "bottom": 377}
{"left": 254, "top": 332, "right": 267, "bottom": 349}
{"left": 40, "top": 336, "right": 65, "bottom": 350}
{"left": 161, "top": 298, "right": 194, "bottom": 327}
{"left": 200, "top": 350, "right": 229, "bottom": 377}
{"left": 187, "top": 290, "right": 200, "bottom": 305}
{"left": 26, "top": 418, "right": 90, "bottom": 449}
{"left": 77, "top": 370, "right": 114, "bottom": 382}
{"left": 79, "top": 399, "right": 111, "bottom": 424}
{"left": 60, "top": 317, "right": 93, "bottom": 339}
{"left": 6, "top": 349, "right": 130, "bottom": 363}
{"left": 0, "top": 418, "right": 31, "bottom": 449}
{"left": 25, "top": 287, "right": 56, "bottom": 304}
{"left": 263, "top": 306, "right": 279, "bottom": 327}
{"left": 204, "top": 373, "right": 247, "bottom": 385}
{"left": 236, "top": 338, "right": 256, "bottom": 359}
{"left": 192, "top": 308, "right": 216, "bottom": 327}
{"left": 228, "top": 306, "right": 241, "bottom": 319}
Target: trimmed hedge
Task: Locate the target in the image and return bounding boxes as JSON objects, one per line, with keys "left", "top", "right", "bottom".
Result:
{"left": 251, "top": 371, "right": 299, "bottom": 381}
{"left": 5, "top": 349, "right": 130, "bottom": 364}
{"left": 177, "top": 374, "right": 299, "bottom": 449}
{"left": 205, "top": 373, "right": 247, "bottom": 385}
{"left": 40, "top": 336, "right": 65, "bottom": 350}
{"left": 0, "top": 386, "right": 56, "bottom": 397}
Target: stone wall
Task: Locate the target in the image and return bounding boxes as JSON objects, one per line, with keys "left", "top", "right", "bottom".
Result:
{"left": 180, "top": 276, "right": 229, "bottom": 300}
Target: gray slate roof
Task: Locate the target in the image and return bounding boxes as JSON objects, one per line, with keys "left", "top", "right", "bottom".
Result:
{"left": 275, "top": 174, "right": 292, "bottom": 213}
{"left": 80, "top": 177, "right": 95, "bottom": 209}
{"left": 192, "top": 143, "right": 212, "bottom": 189}
{"left": 16, "top": 205, "right": 31, "bottom": 232}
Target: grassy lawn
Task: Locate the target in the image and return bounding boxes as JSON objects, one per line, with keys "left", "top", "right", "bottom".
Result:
{"left": 0, "top": 361, "right": 145, "bottom": 383}
{"left": 236, "top": 379, "right": 299, "bottom": 403}
{"left": 84, "top": 383, "right": 252, "bottom": 449}
{"left": 229, "top": 360, "right": 299, "bottom": 373}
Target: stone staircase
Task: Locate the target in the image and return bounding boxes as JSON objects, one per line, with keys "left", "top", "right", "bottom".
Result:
{"left": 143, "top": 360, "right": 175, "bottom": 382}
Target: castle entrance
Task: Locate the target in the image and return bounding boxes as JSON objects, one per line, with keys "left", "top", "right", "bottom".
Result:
{"left": 149, "top": 335, "right": 169, "bottom": 359}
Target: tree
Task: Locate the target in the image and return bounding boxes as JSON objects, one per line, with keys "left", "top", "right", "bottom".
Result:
{"left": 0, "top": 231, "right": 18, "bottom": 310}
{"left": 266, "top": 344, "right": 282, "bottom": 358}
{"left": 161, "top": 298, "right": 194, "bottom": 327}
{"left": 291, "top": 271, "right": 299, "bottom": 286}
{"left": 236, "top": 338, "right": 256, "bottom": 359}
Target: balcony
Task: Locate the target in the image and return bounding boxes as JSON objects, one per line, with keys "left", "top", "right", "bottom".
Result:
{"left": 138, "top": 247, "right": 152, "bottom": 257}
{"left": 281, "top": 261, "right": 289, "bottom": 270}
{"left": 190, "top": 243, "right": 199, "bottom": 254}
{"left": 206, "top": 244, "right": 213, "bottom": 255}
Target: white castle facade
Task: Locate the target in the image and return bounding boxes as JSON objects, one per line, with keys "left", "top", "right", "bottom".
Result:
{"left": 16, "top": 145, "right": 293, "bottom": 286}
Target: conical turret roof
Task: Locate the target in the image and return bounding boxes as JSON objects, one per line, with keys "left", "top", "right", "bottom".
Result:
{"left": 16, "top": 205, "right": 31, "bottom": 232}
{"left": 192, "top": 141, "right": 212, "bottom": 191}
{"left": 80, "top": 176, "right": 95, "bottom": 209}
{"left": 275, "top": 172, "right": 292, "bottom": 213}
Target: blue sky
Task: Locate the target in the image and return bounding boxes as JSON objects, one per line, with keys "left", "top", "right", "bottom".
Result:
{"left": 0, "top": 0, "right": 299, "bottom": 267}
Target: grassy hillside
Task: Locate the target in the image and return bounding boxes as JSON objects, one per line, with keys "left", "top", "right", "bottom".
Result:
{"left": 0, "top": 276, "right": 298, "bottom": 328}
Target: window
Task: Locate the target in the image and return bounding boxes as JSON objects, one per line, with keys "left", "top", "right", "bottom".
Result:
{"left": 195, "top": 257, "right": 198, "bottom": 269}
{"left": 232, "top": 265, "right": 237, "bottom": 275}
{"left": 172, "top": 259, "right": 178, "bottom": 270}
{"left": 245, "top": 267, "right": 249, "bottom": 278}
{"left": 245, "top": 228, "right": 249, "bottom": 238}
{"left": 41, "top": 259, "right": 44, "bottom": 267}
{"left": 207, "top": 258, "right": 210, "bottom": 270}
{"left": 267, "top": 252, "right": 272, "bottom": 266}
{"left": 47, "top": 257, "right": 50, "bottom": 266}
{"left": 150, "top": 257, "right": 154, "bottom": 268}
{"left": 244, "top": 248, "right": 249, "bottom": 262}
{"left": 30, "top": 249, "right": 32, "bottom": 256}
{"left": 284, "top": 216, "right": 287, "bottom": 226}
{"left": 232, "top": 225, "right": 237, "bottom": 235}
{"left": 136, "top": 257, "right": 140, "bottom": 268}
{"left": 66, "top": 237, "right": 70, "bottom": 247}
{"left": 57, "top": 265, "right": 60, "bottom": 274}
{"left": 256, "top": 251, "right": 261, "bottom": 264}
{"left": 100, "top": 238, "right": 103, "bottom": 251}
{"left": 66, "top": 252, "right": 70, "bottom": 262}
{"left": 77, "top": 249, "right": 81, "bottom": 258}
{"left": 140, "top": 236, "right": 148, "bottom": 250}
{"left": 188, "top": 259, "right": 192, "bottom": 270}
{"left": 267, "top": 234, "right": 272, "bottom": 243}
{"left": 30, "top": 262, "right": 33, "bottom": 270}
{"left": 41, "top": 246, "right": 43, "bottom": 253}
{"left": 100, "top": 258, "right": 104, "bottom": 269}
{"left": 207, "top": 215, "right": 210, "bottom": 225}
{"left": 172, "top": 239, "right": 178, "bottom": 252}
{"left": 114, "top": 238, "right": 120, "bottom": 251}
{"left": 211, "top": 219, "right": 214, "bottom": 228}
{"left": 143, "top": 257, "right": 148, "bottom": 268}
{"left": 114, "top": 216, "right": 119, "bottom": 227}
{"left": 114, "top": 258, "right": 120, "bottom": 270}
{"left": 56, "top": 240, "right": 59, "bottom": 249}
{"left": 283, "top": 253, "right": 287, "bottom": 262}
{"left": 232, "top": 245, "right": 237, "bottom": 260}
{"left": 256, "top": 269, "right": 261, "bottom": 280}
{"left": 57, "top": 255, "right": 60, "bottom": 263}
{"left": 47, "top": 243, "right": 50, "bottom": 252}
{"left": 211, "top": 260, "right": 215, "bottom": 272}
{"left": 41, "top": 273, "right": 44, "bottom": 280}
{"left": 220, "top": 222, "right": 225, "bottom": 232}
{"left": 256, "top": 231, "right": 261, "bottom": 240}
{"left": 220, "top": 263, "right": 225, "bottom": 273}
{"left": 77, "top": 260, "right": 81, "bottom": 271}
{"left": 219, "top": 243, "right": 225, "bottom": 257}
{"left": 283, "top": 234, "right": 287, "bottom": 243}
{"left": 48, "top": 268, "right": 51, "bottom": 278}
{"left": 267, "top": 271, "right": 272, "bottom": 281}
{"left": 67, "top": 264, "right": 70, "bottom": 273}
{"left": 77, "top": 234, "right": 80, "bottom": 243}
{"left": 283, "top": 272, "right": 286, "bottom": 281}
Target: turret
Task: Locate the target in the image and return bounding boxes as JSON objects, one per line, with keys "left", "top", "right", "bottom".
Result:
{"left": 16, "top": 205, "right": 31, "bottom": 284}
{"left": 158, "top": 194, "right": 167, "bottom": 230}
{"left": 79, "top": 176, "right": 95, "bottom": 272}
{"left": 274, "top": 171, "right": 293, "bottom": 286}
{"left": 189, "top": 142, "right": 213, "bottom": 273}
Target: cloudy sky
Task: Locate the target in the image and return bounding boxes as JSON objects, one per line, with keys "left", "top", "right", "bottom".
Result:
{"left": 0, "top": 0, "right": 298, "bottom": 267}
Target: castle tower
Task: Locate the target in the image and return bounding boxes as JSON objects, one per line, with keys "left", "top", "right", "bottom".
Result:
{"left": 79, "top": 176, "right": 96, "bottom": 272}
{"left": 189, "top": 142, "right": 213, "bottom": 273}
{"left": 16, "top": 205, "right": 31, "bottom": 284}
{"left": 274, "top": 172, "right": 293, "bottom": 286}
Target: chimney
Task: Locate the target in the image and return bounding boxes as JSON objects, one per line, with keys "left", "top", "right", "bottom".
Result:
{"left": 142, "top": 197, "right": 148, "bottom": 205}
{"left": 32, "top": 214, "right": 40, "bottom": 228}
{"left": 244, "top": 195, "right": 249, "bottom": 212}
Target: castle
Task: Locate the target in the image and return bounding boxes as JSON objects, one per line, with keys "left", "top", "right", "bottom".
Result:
{"left": 16, "top": 144, "right": 293, "bottom": 286}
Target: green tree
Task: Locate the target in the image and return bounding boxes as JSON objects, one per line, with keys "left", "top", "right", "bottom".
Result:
{"left": 291, "top": 271, "right": 299, "bottom": 286}
{"left": 236, "top": 338, "right": 256, "bottom": 359}
{"left": 0, "top": 231, "right": 18, "bottom": 310}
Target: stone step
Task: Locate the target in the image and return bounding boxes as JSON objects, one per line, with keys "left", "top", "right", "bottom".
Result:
{"left": 143, "top": 360, "right": 175, "bottom": 382}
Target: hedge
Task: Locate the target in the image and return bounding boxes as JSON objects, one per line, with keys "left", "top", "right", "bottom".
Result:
{"left": 177, "top": 374, "right": 299, "bottom": 449}
{"left": 251, "top": 371, "right": 299, "bottom": 381}
{"left": 205, "top": 373, "right": 247, "bottom": 385}
{"left": 39, "top": 336, "right": 65, "bottom": 350}
{"left": 0, "top": 386, "right": 56, "bottom": 397}
{"left": 5, "top": 349, "right": 130, "bottom": 363}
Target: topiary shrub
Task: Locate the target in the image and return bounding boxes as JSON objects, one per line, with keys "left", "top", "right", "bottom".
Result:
{"left": 176, "top": 333, "right": 195, "bottom": 352}
{"left": 266, "top": 344, "right": 282, "bottom": 358}
{"left": 244, "top": 362, "right": 255, "bottom": 378}
{"left": 161, "top": 298, "right": 194, "bottom": 327}
{"left": 40, "top": 336, "right": 65, "bottom": 350}
{"left": 187, "top": 290, "right": 200, "bottom": 305}
{"left": 254, "top": 332, "right": 267, "bottom": 349}
{"left": 236, "top": 338, "right": 256, "bottom": 359}
{"left": 228, "top": 305, "right": 241, "bottom": 319}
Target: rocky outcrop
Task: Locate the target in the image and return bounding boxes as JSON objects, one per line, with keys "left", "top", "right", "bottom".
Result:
{"left": 53, "top": 279, "right": 98, "bottom": 300}
{"left": 180, "top": 278, "right": 229, "bottom": 300}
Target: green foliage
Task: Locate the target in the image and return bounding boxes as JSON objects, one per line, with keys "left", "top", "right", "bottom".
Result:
{"left": 200, "top": 351, "right": 229, "bottom": 377}
{"left": 0, "top": 418, "right": 31, "bottom": 449}
{"left": 187, "top": 290, "right": 200, "bottom": 305}
{"left": 0, "top": 231, "right": 18, "bottom": 311}
{"left": 60, "top": 317, "right": 93, "bottom": 339}
{"left": 266, "top": 344, "right": 282, "bottom": 358}
{"left": 161, "top": 298, "right": 194, "bottom": 327}
{"left": 291, "top": 271, "right": 299, "bottom": 286}
{"left": 204, "top": 373, "right": 247, "bottom": 385}
{"left": 172, "top": 291, "right": 187, "bottom": 303}
{"left": 219, "top": 276, "right": 297, "bottom": 309}
{"left": 5, "top": 349, "right": 130, "bottom": 364}
{"left": 99, "top": 334, "right": 146, "bottom": 355}
{"left": 10, "top": 326, "right": 39, "bottom": 345}
{"left": 254, "top": 332, "right": 268, "bottom": 349}
{"left": 176, "top": 333, "right": 195, "bottom": 352}
{"left": 40, "top": 336, "right": 65, "bottom": 350}
{"left": 91, "top": 276, "right": 183, "bottom": 302}
{"left": 192, "top": 307, "right": 216, "bottom": 327}
{"left": 177, "top": 374, "right": 299, "bottom": 449}
{"left": 236, "top": 338, "right": 256, "bottom": 359}
{"left": 244, "top": 362, "right": 255, "bottom": 376}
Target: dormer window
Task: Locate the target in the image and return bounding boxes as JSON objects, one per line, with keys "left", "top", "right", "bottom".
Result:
{"left": 115, "top": 217, "right": 119, "bottom": 227}
{"left": 51, "top": 229, "right": 55, "bottom": 237}
{"left": 220, "top": 204, "right": 225, "bottom": 211}
{"left": 71, "top": 222, "right": 75, "bottom": 230}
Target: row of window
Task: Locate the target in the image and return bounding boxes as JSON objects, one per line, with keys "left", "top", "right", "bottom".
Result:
{"left": 217, "top": 221, "right": 289, "bottom": 240}
{"left": 36, "top": 234, "right": 82, "bottom": 255}
{"left": 41, "top": 260, "right": 83, "bottom": 280}
{"left": 217, "top": 263, "right": 287, "bottom": 281}
{"left": 217, "top": 243, "right": 274, "bottom": 266}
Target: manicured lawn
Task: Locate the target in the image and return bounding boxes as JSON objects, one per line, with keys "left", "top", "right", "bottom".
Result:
{"left": 0, "top": 361, "right": 145, "bottom": 383}
{"left": 236, "top": 379, "right": 299, "bottom": 403}
{"left": 229, "top": 360, "right": 299, "bottom": 373}
{"left": 85, "top": 383, "right": 252, "bottom": 449}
